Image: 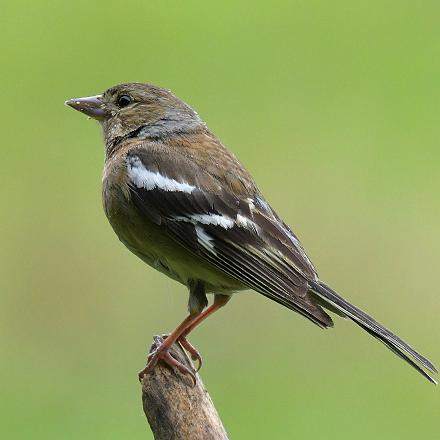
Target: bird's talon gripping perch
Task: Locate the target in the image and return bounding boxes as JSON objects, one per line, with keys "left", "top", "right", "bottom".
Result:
{"left": 139, "top": 343, "right": 197, "bottom": 386}
{"left": 159, "top": 333, "right": 202, "bottom": 370}
{"left": 178, "top": 336, "right": 203, "bottom": 372}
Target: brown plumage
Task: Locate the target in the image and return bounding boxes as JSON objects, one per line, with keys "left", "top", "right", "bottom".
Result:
{"left": 66, "top": 83, "right": 437, "bottom": 384}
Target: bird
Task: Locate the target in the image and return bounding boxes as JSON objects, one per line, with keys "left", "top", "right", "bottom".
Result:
{"left": 65, "top": 82, "right": 437, "bottom": 385}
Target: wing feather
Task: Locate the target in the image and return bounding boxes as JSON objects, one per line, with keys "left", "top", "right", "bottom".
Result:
{"left": 126, "top": 146, "right": 333, "bottom": 328}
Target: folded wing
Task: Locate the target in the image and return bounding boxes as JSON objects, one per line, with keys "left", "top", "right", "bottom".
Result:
{"left": 126, "top": 144, "right": 333, "bottom": 328}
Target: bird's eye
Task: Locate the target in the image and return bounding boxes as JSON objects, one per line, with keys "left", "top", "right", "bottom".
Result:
{"left": 117, "top": 94, "right": 132, "bottom": 108}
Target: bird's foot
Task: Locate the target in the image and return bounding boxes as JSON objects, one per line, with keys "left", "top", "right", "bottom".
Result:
{"left": 160, "top": 333, "right": 203, "bottom": 371}
{"left": 177, "top": 335, "right": 203, "bottom": 371}
{"left": 138, "top": 335, "right": 198, "bottom": 386}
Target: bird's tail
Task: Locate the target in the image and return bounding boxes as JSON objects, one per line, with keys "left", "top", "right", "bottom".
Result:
{"left": 309, "top": 280, "right": 437, "bottom": 384}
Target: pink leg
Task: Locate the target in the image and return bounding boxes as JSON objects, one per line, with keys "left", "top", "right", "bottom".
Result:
{"left": 178, "top": 295, "right": 231, "bottom": 371}
{"left": 139, "top": 295, "right": 230, "bottom": 383}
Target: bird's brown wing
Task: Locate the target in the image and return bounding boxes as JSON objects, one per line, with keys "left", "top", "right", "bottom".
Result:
{"left": 125, "top": 142, "right": 333, "bottom": 328}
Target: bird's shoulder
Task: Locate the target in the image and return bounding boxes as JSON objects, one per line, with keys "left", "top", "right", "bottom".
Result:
{"left": 117, "top": 131, "right": 258, "bottom": 199}
{"left": 166, "top": 130, "right": 258, "bottom": 197}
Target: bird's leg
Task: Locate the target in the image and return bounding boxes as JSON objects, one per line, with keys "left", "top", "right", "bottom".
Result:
{"left": 177, "top": 294, "right": 231, "bottom": 371}
{"left": 139, "top": 294, "right": 230, "bottom": 385}
{"left": 138, "top": 313, "right": 201, "bottom": 384}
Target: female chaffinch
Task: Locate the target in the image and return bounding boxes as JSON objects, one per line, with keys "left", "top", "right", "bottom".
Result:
{"left": 66, "top": 83, "right": 436, "bottom": 385}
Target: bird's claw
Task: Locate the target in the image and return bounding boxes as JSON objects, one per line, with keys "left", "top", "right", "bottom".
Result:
{"left": 138, "top": 337, "right": 198, "bottom": 386}
{"left": 161, "top": 333, "right": 203, "bottom": 371}
{"left": 177, "top": 335, "right": 203, "bottom": 372}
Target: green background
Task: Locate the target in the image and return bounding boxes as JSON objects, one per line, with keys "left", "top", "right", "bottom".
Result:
{"left": 1, "top": 1, "right": 439, "bottom": 438}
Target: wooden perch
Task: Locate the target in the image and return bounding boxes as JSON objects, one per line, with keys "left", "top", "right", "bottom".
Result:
{"left": 141, "top": 335, "right": 229, "bottom": 440}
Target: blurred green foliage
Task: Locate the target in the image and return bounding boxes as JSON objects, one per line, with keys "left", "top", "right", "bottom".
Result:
{"left": 1, "top": 1, "right": 439, "bottom": 439}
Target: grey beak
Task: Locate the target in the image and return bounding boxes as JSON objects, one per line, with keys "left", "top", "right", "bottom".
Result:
{"left": 65, "top": 95, "right": 108, "bottom": 120}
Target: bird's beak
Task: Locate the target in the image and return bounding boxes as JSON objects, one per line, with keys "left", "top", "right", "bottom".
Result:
{"left": 65, "top": 95, "right": 108, "bottom": 120}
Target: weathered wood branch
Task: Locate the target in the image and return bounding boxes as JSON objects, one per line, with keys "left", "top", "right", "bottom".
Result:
{"left": 141, "top": 335, "right": 229, "bottom": 440}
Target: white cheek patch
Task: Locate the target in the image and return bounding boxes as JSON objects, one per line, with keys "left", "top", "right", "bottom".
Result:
{"left": 128, "top": 155, "right": 195, "bottom": 193}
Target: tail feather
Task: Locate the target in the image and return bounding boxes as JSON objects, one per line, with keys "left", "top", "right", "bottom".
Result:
{"left": 309, "top": 280, "right": 437, "bottom": 384}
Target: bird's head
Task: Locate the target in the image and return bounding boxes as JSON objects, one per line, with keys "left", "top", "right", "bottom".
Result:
{"left": 65, "top": 83, "right": 203, "bottom": 155}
